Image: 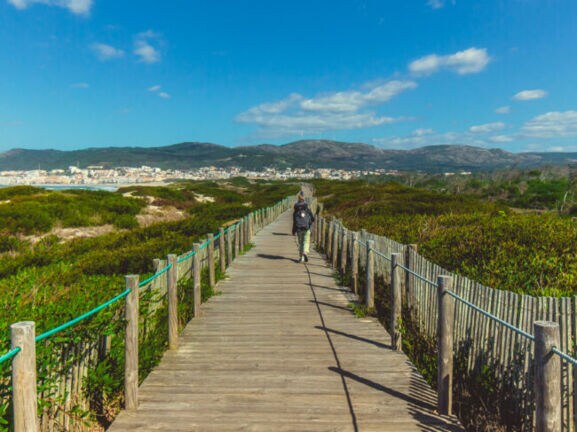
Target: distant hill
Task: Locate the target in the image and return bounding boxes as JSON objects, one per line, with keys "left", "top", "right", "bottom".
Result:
{"left": 1, "top": 140, "right": 577, "bottom": 172}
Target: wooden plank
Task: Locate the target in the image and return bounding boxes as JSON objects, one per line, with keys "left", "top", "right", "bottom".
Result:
{"left": 108, "top": 210, "right": 463, "bottom": 432}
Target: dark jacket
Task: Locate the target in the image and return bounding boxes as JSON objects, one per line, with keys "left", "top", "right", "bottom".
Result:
{"left": 292, "top": 201, "right": 315, "bottom": 235}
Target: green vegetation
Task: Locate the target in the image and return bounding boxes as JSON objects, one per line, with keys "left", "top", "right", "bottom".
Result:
{"left": 0, "top": 179, "right": 298, "bottom": 430}
{"left": 314, "top": 176, "right": 577, "bottom": 431}
{"left": 387, "top": 165, "right": 577, "bottom": 213}
{"left": 0, "top": 187, "right": 146, "bottom": 235}
{"left": 314, "top": 179, "right": 577, "bottom": 296}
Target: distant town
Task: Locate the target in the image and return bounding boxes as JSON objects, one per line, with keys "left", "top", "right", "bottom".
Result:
{"left": 0, "top": 165, "right": 401, "bottom": 187}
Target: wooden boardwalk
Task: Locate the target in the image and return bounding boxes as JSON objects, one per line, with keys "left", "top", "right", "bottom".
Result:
{"left": 109, "top": 211, "right": 464, "bottom": 431}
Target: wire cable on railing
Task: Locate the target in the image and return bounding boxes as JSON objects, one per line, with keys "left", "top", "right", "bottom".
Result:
{"left": 397, "top": 263, "right": 438, "bottom": 288}
{"left": 552, "top": 347, "right": 577, "bottom": 367}
{"left": 35, "top": 288, "right": 131, "bottom": 342}
{"left": 0, "top": 347, "right": 21, "bottom": 364}
{"left": 445, "top": 290, "right": 535, "bottom": 342}
{"left": 372, "top": 248, "right": 392, "bottom": 263}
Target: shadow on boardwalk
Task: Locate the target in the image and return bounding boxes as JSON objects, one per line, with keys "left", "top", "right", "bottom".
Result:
{"left": 108, "top": 210, "right": 463, "bottom": 432}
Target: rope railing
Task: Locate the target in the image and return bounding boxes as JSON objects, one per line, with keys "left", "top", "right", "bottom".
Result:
{"left": 372, "top": 248, "right": 392, "bottom": 263}
{"left": 397, "top": 263, "right": 437, "bottom": 288}
{"left": 552, "top": 347, "right": 577, "bottom": 367}
{"left": 316, "top": 211, "right": 575, "bottom": 424}
{"left": 35, "top": 288, "right": 132, "bottom": 342}
{"left": 0, "top": 347, "right": 20, "bottom": 364}
{"left": 445, "top": 290, "right": 535, "bottom": 342}
{"left": 139, "top": 263, "right": 173, "bottom": 285}
{"left": 0, "top": 194, "right": 294, "bottom": 431}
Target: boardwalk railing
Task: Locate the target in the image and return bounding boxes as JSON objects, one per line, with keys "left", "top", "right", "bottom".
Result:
{"left": 0, "top": 197, "right": 292, "bottom": 432}
{"left": 314, "top": 209, "right": 575, "bottom": 432}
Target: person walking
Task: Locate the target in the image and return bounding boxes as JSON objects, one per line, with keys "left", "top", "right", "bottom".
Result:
{"left": 292, "top": 193, "right": 315, "bottom": 263}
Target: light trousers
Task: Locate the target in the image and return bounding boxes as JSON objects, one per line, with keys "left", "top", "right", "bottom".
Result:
{"left": 297, "top": 229, "right": 311, "bottom": 255}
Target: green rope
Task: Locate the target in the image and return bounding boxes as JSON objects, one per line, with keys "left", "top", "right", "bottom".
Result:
{"left": 4, "top": 198, "right": 287, "bottom": 351}
{"left": 35, "top": 288, "right": 131, "bottom": 342}
{"left": 139, "top": 264, "right": 172, "bottom": 286}
{"left": 0, "top": 347, "right": 21, "bottom": 364}
{"left": 177, "top": 250, "right": 196, "bottom": 264}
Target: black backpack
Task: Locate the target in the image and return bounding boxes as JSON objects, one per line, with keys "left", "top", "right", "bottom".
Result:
{"left": 294, "top": 204, "right": 311, "bottom": 230}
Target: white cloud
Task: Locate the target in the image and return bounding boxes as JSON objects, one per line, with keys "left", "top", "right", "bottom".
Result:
{"left": 70, "top": 82, "right": 89, "bottom": 89}
{"left": 469, "top": 122, "right": 505, "bottom": 134}
{"left": 134, "top": 31, "right": 161, "bottom": 64}
{"left": 427, "top": 0, "right": 445, "bottom": 9}
{"left": 7, "top": 0, "right": 92, "bottom": 15}
{"left": 255, "top": 93, "right": 303, "bottom": 114}
{"left": 496, "top": 106, "right": 510, "bottom": 114}
{"left": 413, "top": 128, "right": 434, "bottom": 136}
{"left": 236, "top": 80, "right": 415, "bottom": 138}
{"left": 91, "top": 43, "right": 124, "bottom": 61}
{"left": 409, "top": 47, "right": 490, "bottom": 76}
{"left": 146, "top": 85, "right": 170, "bottom": 99}
{"left": 300, "top": 80, "right": 417, "bottom": 112}
{"left": 521, "top": 111, "right": 577, "bottom": 138}
{"left": 513, "top": 89, "right": 547, "bottom": 101}
{"left": 237, "top": 111, "right": 399, "bottom": 139}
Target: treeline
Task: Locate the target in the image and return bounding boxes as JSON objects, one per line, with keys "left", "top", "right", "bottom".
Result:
{"left": 313, "top": 178, "right": 577, "bottom": 296}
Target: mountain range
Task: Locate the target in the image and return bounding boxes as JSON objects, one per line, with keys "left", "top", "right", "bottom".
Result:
{"left": 1, "top": 140, "right": 577, "bottom": 172}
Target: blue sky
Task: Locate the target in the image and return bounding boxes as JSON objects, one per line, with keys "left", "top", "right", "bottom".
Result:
{"left": 1, "top": 0, "right": 576, "bottom": 153}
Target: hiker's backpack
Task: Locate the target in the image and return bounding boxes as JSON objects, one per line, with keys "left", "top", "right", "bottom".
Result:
{"left": 294, "top": 205, "right": 311, "bottom": 230}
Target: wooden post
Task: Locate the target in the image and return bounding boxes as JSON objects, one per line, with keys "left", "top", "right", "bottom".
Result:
{"left": 152, "top": 258, "right": 160, "bottom": 273}
{"left": 332, "top": 223, "right": 339, "bottom": 268}
{"left": 534, "top": 321, "right": 561, "bottom": 432}
{"left": 316, "top": 204, "right": 324, "bottom": 244}
{"left": 245, "top": 214, "right": 250, "bottom": 242}
{"left": 207, "top": 233, "right": 215, "bottom": 289}
{"left": 124, "top": 275, "right": 139, "bottom": 410}
{"left": 351, "top": 231, "right": 359, "bottom": 294}
{"left": 366, "top": 240, "right": 375, "bottom": 309}
{"left": 11, "top": 321, "right": 38, "bottom": 432}
{"left": 239, "top": 219, "right": 244, "bottom": 251}
{"left": 404, "top": 244, "right": 418, "bottom": 307}
{"left": 243, "top": 217, "right": 248, "bottom": 247}
{"left": 235, "top": 224, "right": 240, "bottom": 258}
{"left": 226, "top": 227, "right": 233, "bottom": 266}
{"left": 193, "top": 243, "right": 201, "bottom": 317}
{"left": 167, "top": 254, "right": 178, "bottom": 350}
{"left": 437, "top": 275, "right": 454, "bottom": 416}
{"left": 391, "top": 253, "right": 402, "bottom": 352}
{"left": 327, "top": 221, "right": 333, "bottom": 260}
{"left": 219, "top": 227, "right": 226, "bottom": 271}
{"left": 340, "top": 228, "right": 348, "bottom": 276}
